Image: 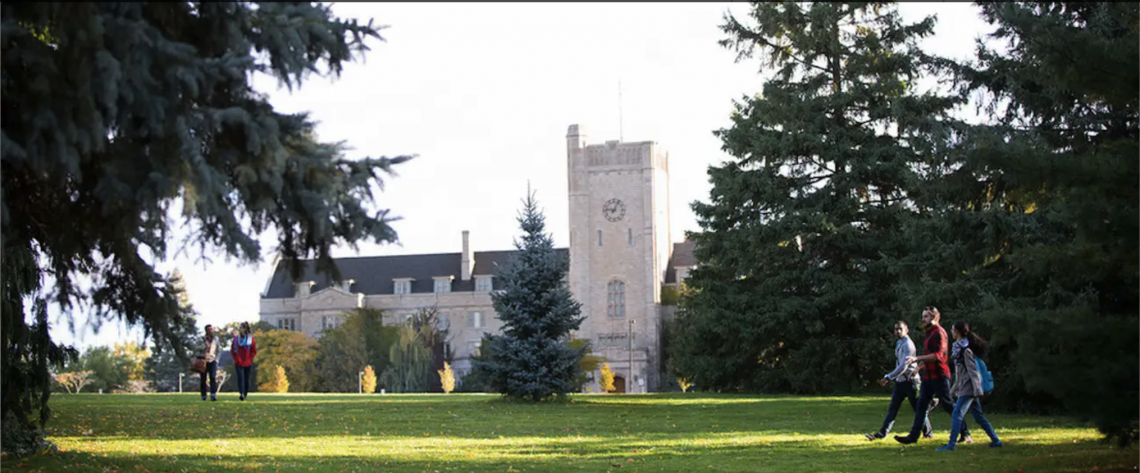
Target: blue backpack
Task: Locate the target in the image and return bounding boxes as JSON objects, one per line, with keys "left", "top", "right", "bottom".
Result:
{"left": 976, "top": 358, "right": 995, "bottom": 394}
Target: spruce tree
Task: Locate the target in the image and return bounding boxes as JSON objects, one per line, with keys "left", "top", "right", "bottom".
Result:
{"left": 473, "top": 190, "right": 585, "bottom": 401}
{"left": 1, "top": 2, "right": 410, "bottom": 452}
{"left": 672, "top": 2, "right": 963, "bottom": 393}
{"left": 145, "top": 270, "right": 203, "bottom": 392}
{"left": 896, "top": 2, "right": 1138, "bottom": 444}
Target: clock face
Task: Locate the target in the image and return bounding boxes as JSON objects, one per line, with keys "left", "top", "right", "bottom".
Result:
{"left": 602, "top": 198, "right": 626, "bottom": 222}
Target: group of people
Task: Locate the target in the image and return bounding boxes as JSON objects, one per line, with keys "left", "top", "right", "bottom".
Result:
{"left": 197, "top": 322, "right": 259, "bottom": 401}
{"left": 866, "top": 306, "right": 1004, "bottom": 451}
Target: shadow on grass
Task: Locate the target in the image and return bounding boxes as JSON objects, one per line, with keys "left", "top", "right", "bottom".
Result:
{"left": 13, "top": 432, "right": 1138, "bottom": 473}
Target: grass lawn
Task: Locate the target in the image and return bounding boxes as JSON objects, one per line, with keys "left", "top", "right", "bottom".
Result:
{"left": 2, "top": 393, "right": 1135, "bottom": 472}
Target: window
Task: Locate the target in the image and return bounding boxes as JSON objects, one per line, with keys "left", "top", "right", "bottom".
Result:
{"left": 607, "top": 279, "right": 626, "bottom": 318}
{"left": 277, "top": 318, "right": 297, "bottom": 331}
{"left": 467, "top": 340, "right": 481, "bottom": 357}
{"left": 677, "top": 268, "right": 690, "bottom": 281}
{"left": 393, "top": 280, "right": 412, "bottom": 295}
{"left": 438, "top": 314, "right": 451, "bottom": 331}
{"left": 467, "top": 311, "right": 484, "bottom": 328}
{"left": 475, "top": 276, "right": 493, "bottom": 292}
{"left": 628, "top": 228, "right": 633, "bottom": 246}
{"left": 434, "top": 277, "right": 452, "bottom": 294}
{"left": 597, "top": 230, "right": 602, "bottom": 247}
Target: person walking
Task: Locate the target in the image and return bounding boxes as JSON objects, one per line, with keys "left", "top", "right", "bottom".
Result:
{"left": 937, "top": 321, "right": 1003, "bottom": 451}
{"left": 200, "top": 324, "right": 219, "bottom": 401}
{"left": 231, "top": 322, "right": 258, "bottom": 401}
{"left": 894, "top": 306, "right": 972, "bottom": 444}
{"left": 865, "top": 320, "right": 933, "bottom": 440}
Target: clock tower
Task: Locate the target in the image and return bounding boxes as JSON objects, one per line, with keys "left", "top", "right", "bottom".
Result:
{"left": 566, "top": 124, "right": 672, "bottom": 393}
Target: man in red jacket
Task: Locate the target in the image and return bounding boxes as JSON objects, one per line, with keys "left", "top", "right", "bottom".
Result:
{"left": 895, "top": 306, "right": 972, "bottom": 444}
{"left": 231, "top": 322, "right": 258, "bottom": 401}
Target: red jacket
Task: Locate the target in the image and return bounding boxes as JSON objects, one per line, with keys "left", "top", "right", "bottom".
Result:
{"left": 231, "top": 335, "right": 258, "bottom": 367}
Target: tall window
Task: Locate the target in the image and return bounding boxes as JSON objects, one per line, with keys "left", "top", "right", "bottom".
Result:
{"left": 277, "top": 318, "right": 296, "bottom": 331}
{"left": 607, "top": 279, "right": 625, "bottom": 318}
{"left": 628, "top": 228, "right": 633, "bottom": 246}
{"left": 475, "top": 276, "right": 493, "bottom": 292}
{"left": 597, "top": 230, "right": 603, "bottom": 247}
{"left": 467, "top": 311, "right": 484, "bottom": 328}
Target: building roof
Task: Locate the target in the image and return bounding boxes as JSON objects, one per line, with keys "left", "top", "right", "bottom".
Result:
{"left": 664, "top": 241, "right": 697, "bottom": 284}
{"left": 261, "top": 249, "right": 569, "bottom": 298}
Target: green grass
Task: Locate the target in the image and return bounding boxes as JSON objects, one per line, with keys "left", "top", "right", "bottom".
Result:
{"left": 3, "top": 393, "right": 1135, "bottom": 472}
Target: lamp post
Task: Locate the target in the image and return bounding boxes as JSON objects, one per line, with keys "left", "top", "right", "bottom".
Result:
{"left": 179, "top": 373, "right": 185, "bottom": 393}
{"left": 628, "top": 319, "right": 635, "bottom": 394}
{"left": 358, "top": 371, "right": 364, "bottom": 394}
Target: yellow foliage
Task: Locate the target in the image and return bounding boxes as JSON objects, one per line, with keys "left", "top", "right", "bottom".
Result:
{"left": 362, "top": 366, "right": 377, "bottom": 394}
{"left": 438, "top": 362, "right": 456, "bottom": 394}
{"left": 258, "top": 365, "right": 289, "bottom": 393}
{"left": 113, "top": 341, "right": 151, "bottom": 381}
{"left": 599, "top": 363, "right": 616, "bottom": 393}
{"left": 677, "top": 377, "right": 693, "bottom": 393}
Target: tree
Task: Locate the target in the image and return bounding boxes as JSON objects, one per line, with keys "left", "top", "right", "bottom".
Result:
{"left": 471, "top": 190, "right": 585, "bottom": 401}
{"left": 411, "top": 306, "right": 452, "bottom": 393}
{"left": 74, "top": 346, "right": 129, "bottom": 393}
{"left": 259, "top": 365, "right": 289, "bottom": 393}
{"left": 144, "top": 270, "right": 203, "bottom": 392}
{"left": 315, "top": 308, "right": 395, "bottom": 392}
{"left": 570, "top": 338, "right": 602, "bottom": 392}
{"left": 380, "top": 324, "right": 434, "bottom": 393}
{"left": 112, "top": 341, "right": 151, "bottom": 382}
{"left": 255, "top": 329, "right": 320, "bottom": 392}
{"left": 438, "top": 362, "right": 456, "bottom": 394}
{"left": 672, "top": 2, "right": 961, "bottom": 393}
{"left": 1, "top": 2, "right": 410, "bottom": 452}
{"left": 361, "top": 365, "right": 377, "bottom": 394}
{"left": 895, "top": 2, "right": 1138, "bottom": 444}
{"left": 53, "top": 371, "right": 94, "bottom": 394}
{"left": 599, "top": 363, "right": 616, "bottom": 393}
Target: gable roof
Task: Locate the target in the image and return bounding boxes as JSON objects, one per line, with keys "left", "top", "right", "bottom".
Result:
{"left": 664, "top": 241, "right": 697, "bottom": 284}
{"left": 261, "top": 248, "right": 570, "bottom": 298}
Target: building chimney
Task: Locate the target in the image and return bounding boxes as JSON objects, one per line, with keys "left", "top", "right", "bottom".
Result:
{"left": 461, "top": 230, "right": 473, "bottom": 281}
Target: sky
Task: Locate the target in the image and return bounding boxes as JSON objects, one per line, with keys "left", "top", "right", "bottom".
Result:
{"left": 50, "top": 2, "right": 996, "bottom": 350}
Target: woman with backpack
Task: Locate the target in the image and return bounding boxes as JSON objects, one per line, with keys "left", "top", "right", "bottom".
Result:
{"left": 937, "top": 321, "right": 1004, "bottom": 451}
{"left": 231, "top": 322, "right": 258, "bottom": 401}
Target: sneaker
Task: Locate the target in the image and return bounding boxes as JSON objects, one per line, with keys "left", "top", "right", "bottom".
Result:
{"left": 959, "top": 434, "right": 974, "bottom": 444}
{"left": 210, "top": 395, "right": 217, "bottom": 402}
{"left": 864, "top": 432, "right": 884, "bottom": 441}
{"left": 989, "top": 440, "right": 1004, "bottom": 448}
{"left": 936, "top": 444, "right": 956, "bottom": 452}
{"left": 201, "top": 396, "right": 207, "bottom": 401}
{"left": 893, "top": 435, "right": 917, "bottom": 445}
{"left": 922, "top": 433, "right": 934, "bottom": 439}
{"left": 240, "top": 395, "right": 245, "bottom": 401}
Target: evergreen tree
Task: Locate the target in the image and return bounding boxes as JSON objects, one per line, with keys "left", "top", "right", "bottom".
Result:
{"left": 472, "top": 190, "right": 585, "bottom": 401}
{"left": 410, "top": 306, "right": 452, "bottom": 393}
{"left": 145, "top": 269, "right": 202, "bottom": 392}
{"left": 896, "top": 2, "right": 1138, "bottom": 444}
{"left": 672, "top": 2, "right": 963, "bottom": 393}
{"left": 1, "top": 2, "right": 410, "bottom": 451}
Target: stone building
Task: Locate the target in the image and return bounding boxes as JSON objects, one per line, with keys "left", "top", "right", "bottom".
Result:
{"left": 259, "top": 124, "right": 695, "bottom": 393}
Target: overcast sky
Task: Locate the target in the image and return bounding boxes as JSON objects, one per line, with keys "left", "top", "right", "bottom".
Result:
{"left": 51, "top": 2, "right": 996, "bottom": 350}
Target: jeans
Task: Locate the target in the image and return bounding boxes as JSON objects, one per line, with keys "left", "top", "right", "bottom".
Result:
{"left": 948, "top": 395, "right": 1000, "bottom": 447}
{"left": 199, "top": 361, "right": 218, "bottom": 397}
{"left": 904, "top": 377, "right": 969, "bottom": 441}
{"left": 235, "top": 365, "right": 252, "bottom": 398}
{"left": 878, "top": 379, "right": 932, "bottom": 437}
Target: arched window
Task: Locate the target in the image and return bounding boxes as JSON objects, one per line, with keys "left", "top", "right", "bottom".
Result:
{"left": 607, "top": 279, "right": 626, "bottom": 318}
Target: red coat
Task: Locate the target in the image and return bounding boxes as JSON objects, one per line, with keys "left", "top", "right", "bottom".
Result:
{"left": 231, "top": 335, "right": 258, "bottom": 367}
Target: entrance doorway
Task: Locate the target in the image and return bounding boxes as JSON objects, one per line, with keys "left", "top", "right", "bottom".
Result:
{"left": 613, "top": 375, "right": 626, "bottom": 394}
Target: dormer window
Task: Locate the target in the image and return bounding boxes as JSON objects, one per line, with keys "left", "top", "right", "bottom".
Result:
{"left": 474, "top": 275, "right": 493, "bottom": 292}
{"left": 340, "top": 279, "right": 356, "bottom": 292}
{"left": 433, "top": 276, "right": 453, "bottom": 294}
{"left": 676, "top": 268, "right": 691, "bottom": 282}
{"left": 294, "top": 281, "right": 314, "bottom": 298}
{"left": 393, "top": 278, "right": 414, "bottom": 295}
